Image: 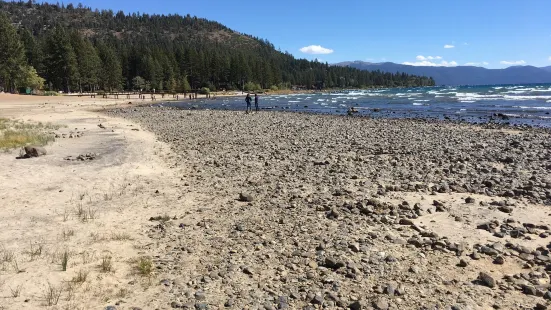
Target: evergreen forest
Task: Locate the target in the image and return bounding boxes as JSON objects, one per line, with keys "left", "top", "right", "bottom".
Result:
{"left": 0, "top": 0, "right": 436, "bottom": 93}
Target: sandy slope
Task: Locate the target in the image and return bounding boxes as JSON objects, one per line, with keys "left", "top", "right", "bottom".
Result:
{"left": 0, "top": 94, "right": 184, "bottom": 309}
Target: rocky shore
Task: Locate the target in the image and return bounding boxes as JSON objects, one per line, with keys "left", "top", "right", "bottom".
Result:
{"left": 108, "top": 107, "right": 551, "bottom": 309}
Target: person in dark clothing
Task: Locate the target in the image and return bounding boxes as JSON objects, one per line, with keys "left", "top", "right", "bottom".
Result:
{"left": 254, "top": 93, "right": 259, "bottom": 112}
{"left": 245, "top": 93, "right": 252, "bottom": 113}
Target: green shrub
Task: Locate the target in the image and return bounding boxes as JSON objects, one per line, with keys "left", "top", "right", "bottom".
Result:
{"left": 43, "top": 91, "right": 60, "bottom": 96}
{"left": 198, "top": 87, "right": 210, "bottom": 94}
{"left": 244, "top": 82, "right": 261, "bottom": 92}
{"left": 270, "top": 85, "right": 279, "bottom": 91}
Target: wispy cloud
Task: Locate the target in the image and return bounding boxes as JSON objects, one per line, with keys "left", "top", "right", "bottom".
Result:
{"left": 403, "top": 60, "right": 458, "bottom": 67}
{"left": 416, "top": 55, "right": 442, "bottom": 61}
{"left": 500, "top": 60, "right": 526, "bottom": 65}
{"left": 548, "top": 56, "right": 551, "bottom": 62}
{"left": 464, "top": 62, "right": 489, "bottom": 66}
{"left": 463, "top": 42, "right": 469, "bottom": 46}
{"left": 299, "top": 45, "right": 334, "bottom": 55}
{"left": 444, "top": 44, "right": 455, "bottom": 49}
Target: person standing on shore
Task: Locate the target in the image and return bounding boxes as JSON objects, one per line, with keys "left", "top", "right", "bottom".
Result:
{"left": 245, "top": 93, "right": 252, "bottom": 113}
{"left": 254, "top": 93, "right": 259, "bottom": 112}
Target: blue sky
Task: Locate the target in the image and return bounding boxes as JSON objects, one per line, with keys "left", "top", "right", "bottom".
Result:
{"left": 49, "top": 0, "right": 550, "bottom": 68}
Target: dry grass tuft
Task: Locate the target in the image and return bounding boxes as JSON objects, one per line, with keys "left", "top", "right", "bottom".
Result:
{"left": 27, "top": 241, "right": 45, "bottom": 261}
{"left": 71, "top": 269, "right": 88, "bottom": 284}
{"left": 10, "top": 284, "right": 23, "bottom": 297}
{"left": 135, "top": 257, "right": 153, "bottom": 277}
{"left": 61, "top": 229, "right": 75, "bottom": 241}
{"left": 43, "top": 282, "right": 62, "bottom": 306}
{"left": 100, "top": 256, "right": 113, "bottom": 273}
{"left": 61, "top": 250, "right": 70, "bottom": 271}
{"left": 111, "top": 232, "right": 133, "bottom": 241}
{"left": 0, "top": 118, "right": 58, "bottom": 150}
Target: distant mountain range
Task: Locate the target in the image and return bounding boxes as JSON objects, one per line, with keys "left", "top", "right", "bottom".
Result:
{"left": 335, "top": 61, "right": 551, "bottom": 86}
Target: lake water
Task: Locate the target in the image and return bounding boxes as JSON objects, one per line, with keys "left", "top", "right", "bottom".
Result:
{"left": 162, "top": 84, "right": 551, "bottom": 127}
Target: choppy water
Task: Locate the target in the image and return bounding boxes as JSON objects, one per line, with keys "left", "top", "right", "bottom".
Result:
{"left": 163, "top": 84, "right": 551, "bottom": 127}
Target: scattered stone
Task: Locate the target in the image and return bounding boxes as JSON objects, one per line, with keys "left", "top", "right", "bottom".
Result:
{"left": 238, "top": 193, "right": 254, "bottom": 202}
{"left": 498, "top": 206, "right": 513, "bottom": 213}
{"left": 493, "top": 256, "right": 505, "bottom": 265}
{"left": 458, "top": 259, "right": 469, "bottom": 267}
{"left": 373, "top": 297, "right": 389, "bottom": 310}
{"left": 522, "top": 285, "right": 537, "bottom": 296}
{"left": 478, "top": 272, "right": 496, "bottom": 288}
{"left": 194, "top": 291, "right": 206, "bottom": 300}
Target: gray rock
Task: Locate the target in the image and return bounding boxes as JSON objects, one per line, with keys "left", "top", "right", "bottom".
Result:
{"left": 194, "top": 303, "right": 208, "bottom": 310}
{"left": 325, "top": 257, "right": 345, "bottom": 269}
{"left": 493, "top": 256, "right": 505, "bottom": 265}
{"left": 243, "top": 266, "right": 255, "bottom": 275}
{"left": 195, "top": 291, "right": 206, "bottom": 300}
{"left": 458, "top": 259, "right": 469, "bottom": 267}
{"left": 238, "top": 193, "right": 254, "bottom": 202}
{"left": 522, "top": 285, "right": 537, "bottom": 296}
{"left": 349, "top": 300, "right": 368, "bottom": 310}
{"left": 384, "top": 284, "right": 395, "bottom": 296}
{"left": 311, "top": 294, "right": 323, "bottom": 305}
{"left": 478, "top": 272, "right": 496, "bottom": 288}
{"left": 373, "top": 297, "right": 389, "bottom": 310}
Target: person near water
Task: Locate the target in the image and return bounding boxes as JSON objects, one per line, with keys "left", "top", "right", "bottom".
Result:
{"left": 245, "top": 93, "right": 252, "bottom": 113}
{"left": 254, "top": 93, "right": 259, "bottom": 112}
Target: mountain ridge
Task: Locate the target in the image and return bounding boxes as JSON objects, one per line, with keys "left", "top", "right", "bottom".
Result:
{"left": 335, "top": 61, "right": 551, "bottom": 86}
{"left": 0, "top": 1, "right": 435, "bottom": 92}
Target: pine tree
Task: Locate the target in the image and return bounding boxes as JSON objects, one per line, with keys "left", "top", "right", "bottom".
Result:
{"left": 71, "top": 32, "right": 101, "bottom": 92}
{"left": 43, "top": 26, "right": 79, "bottom": 92}
{"left": 132, "top": 76, "right": 146, "bottom": 91}
{"left": 0, "top": 13, "right": 26, "bottom": 92}
{"left": 97, "top": 42, "right": 122, "bottom": 91}
{"left": 19, "top": 27, "right": 43, "bottom": 74}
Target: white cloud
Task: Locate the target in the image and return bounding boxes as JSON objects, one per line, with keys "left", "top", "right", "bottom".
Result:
{"left": 548, "top": 56, "right": 551, "bottom": 62}
{"left": 463, "top": 42, "right": 469, "bottom": 45}
{"left": 444, "top": 44, "right": 455, "bottom": 49}
{"left": 500, "top": 60, "right": 526, "bottom": 65}
{"left": 403, "top": 60, "right": 458, "bottom": 67}
{"left": 416, "top": 55, "right": 442, "bottom": 61}
{"left": 299, "top": 45, "right": 334, "bottom": 55}
{"left": 464, "top": 61, "right": 490, "bottom": 66}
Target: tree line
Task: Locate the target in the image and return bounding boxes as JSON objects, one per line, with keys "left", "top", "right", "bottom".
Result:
{"left": 0, "top": 1, "right": 435, "bottom": 93}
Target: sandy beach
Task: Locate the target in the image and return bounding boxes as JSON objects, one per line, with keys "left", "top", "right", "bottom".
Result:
{"left": 1, "top": 94, "right": 551, "bottom": 309}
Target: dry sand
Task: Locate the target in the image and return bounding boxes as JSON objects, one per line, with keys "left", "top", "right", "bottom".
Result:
{"left": 0, "top": 94, "right": 184, "bottom": 309}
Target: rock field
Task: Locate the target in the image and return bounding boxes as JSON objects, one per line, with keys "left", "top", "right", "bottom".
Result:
{"left": 108, "top": 107, "right": 551, "bottom": 310}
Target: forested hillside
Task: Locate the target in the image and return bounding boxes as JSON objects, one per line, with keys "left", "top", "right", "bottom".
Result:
{"left": 0, "top": 0, "right": 435, "bottom": 93}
